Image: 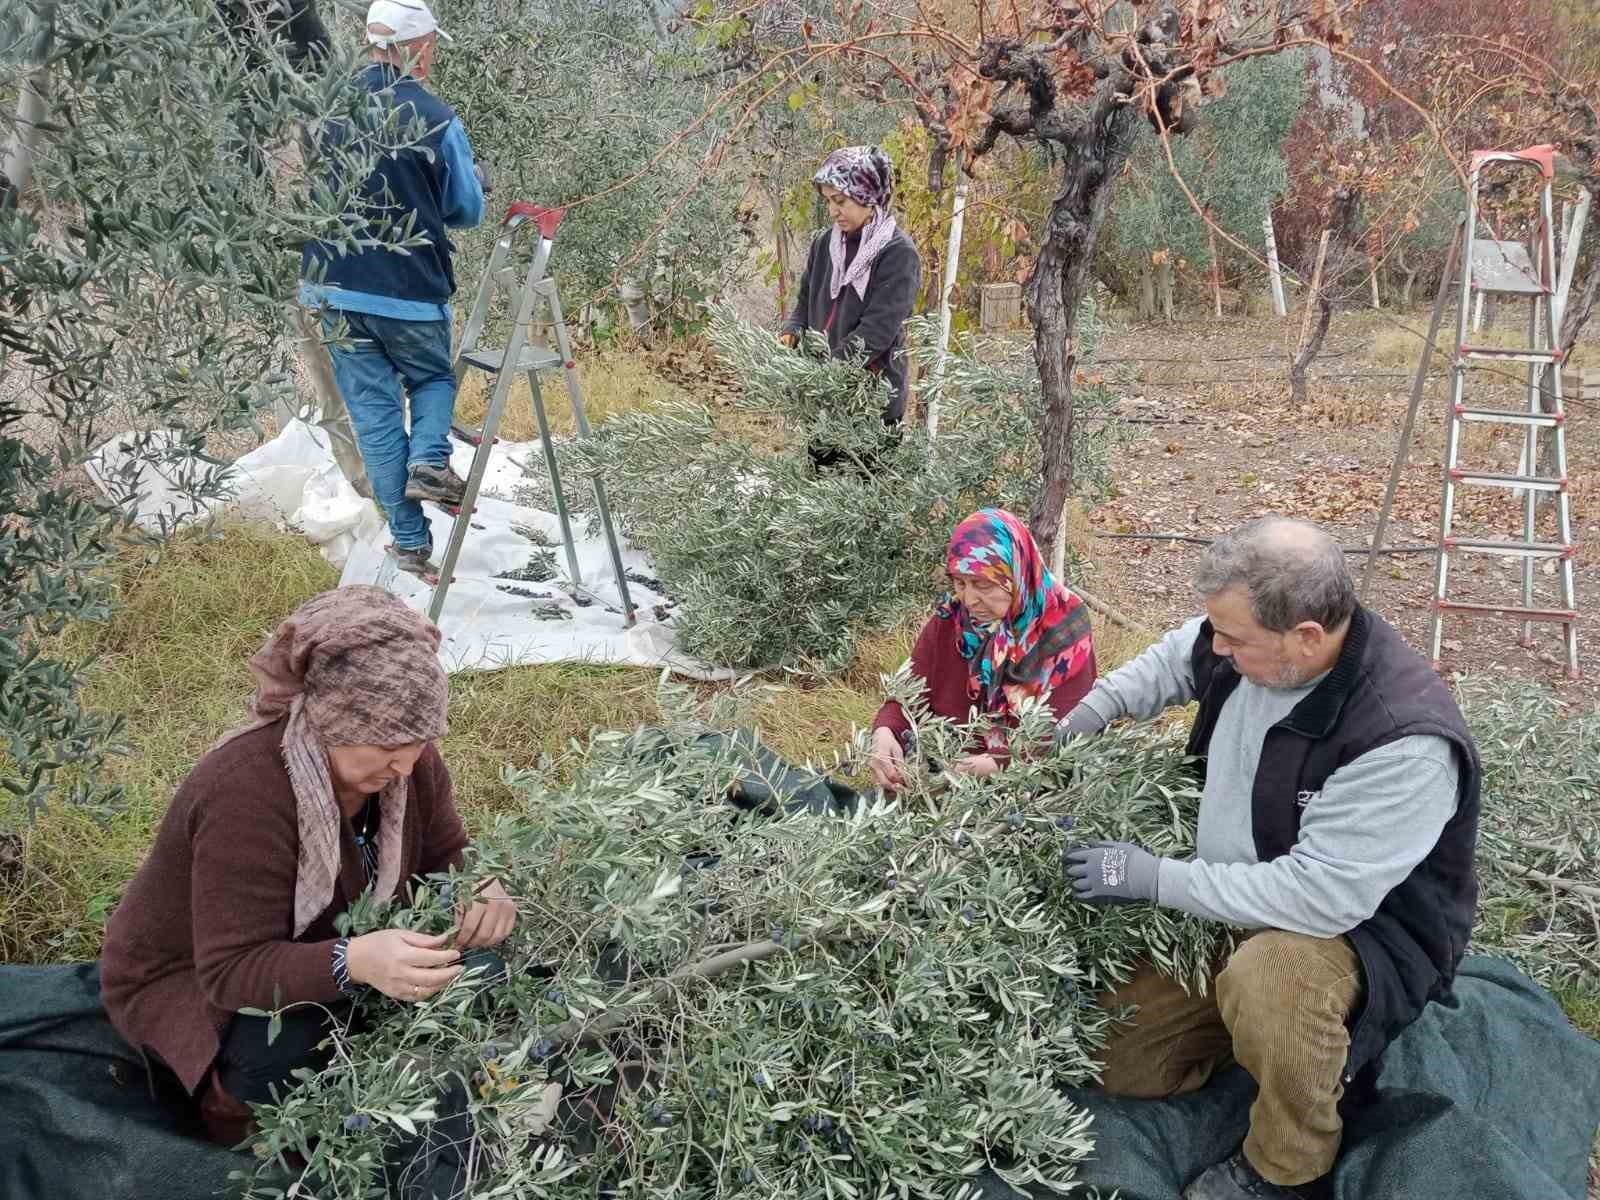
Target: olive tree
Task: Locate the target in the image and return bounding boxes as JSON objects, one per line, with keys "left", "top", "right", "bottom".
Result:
{"left": 425, "top": 0, "right": 749, "bottom": 337}
{"left": 0, "top": 0, "right": 424, "bottom": 822}
{"left": 1109, "top": 50, "right": 1306, "bottom": 321}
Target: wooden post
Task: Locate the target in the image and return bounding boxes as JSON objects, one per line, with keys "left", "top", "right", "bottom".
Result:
{"left": 0, "top": 60, "right": 48, "bottom": 206}
{"left": 1208, "top": 224, "right": 1223, "bottom": 318}
{"left": 1264, "top": 212, "right": 1288, "bottom": 317}
{"left": 1361, "top": 217, "right": 1465, "bottom": 602}
{"left": 1554, "top": 191, "right": 1591, "bottom": 329}
{"left": 928, "top": 150, "right": 969, "bottom": 440}
{"left": 1294, "top": 228, "right": 1331, "bottom": 360}
{"left": 1368, "top": 253, "right": 1381, "bottom": 308}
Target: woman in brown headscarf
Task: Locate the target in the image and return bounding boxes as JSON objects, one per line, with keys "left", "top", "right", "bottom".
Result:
{"left": 101, "top": 586, "right": 515, "bottom": 1146}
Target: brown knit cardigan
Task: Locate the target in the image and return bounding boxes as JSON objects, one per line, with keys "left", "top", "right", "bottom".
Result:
{"left": 101, "top": 719, "right": 469, "bottom": 1094}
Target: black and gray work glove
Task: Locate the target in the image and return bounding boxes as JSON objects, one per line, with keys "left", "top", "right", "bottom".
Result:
{"left": 1054, "top": 703, "right": 1107, "bottom": 747}
{"left": 1062, "top": 840, "right": 1161, "bottom": 906}
{"left": 473, "top": 158, "right": 493, "bottom": 195}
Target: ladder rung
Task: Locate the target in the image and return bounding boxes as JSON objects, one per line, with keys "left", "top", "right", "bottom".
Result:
{"left": 1455, "top": 406, "right": 1563, "bottom": 428}
{"left": 1449, "top": 469, "right": 1565, "bottom": 491}
{"left": 449, "top": 422, "right": 499, "bottom": 447}
{"left": 461, "top": 345, "right": 564, "bottom": 374}
{"left": 1444, "top": 537, "right": 1573, "bottom": 559}
{"left": 1459, "top": 346, "right": 1564, "bottom": 364}
{"left": 1435, "top": 600, "right": 1578, "bottom": 623}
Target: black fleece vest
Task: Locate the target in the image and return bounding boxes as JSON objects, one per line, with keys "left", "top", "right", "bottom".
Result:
{"left": 1185, "top": 606, "right": 1481, "bottom": 1076}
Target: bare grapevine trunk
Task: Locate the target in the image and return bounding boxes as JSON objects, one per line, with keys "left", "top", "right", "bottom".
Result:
{"left": 1026, "top": 103, "right": 1141, "bottom": 560}
{"left": 1289, "top": 300, "right": 1333, "bottom": 405}
{"left": 1287, "top": 187, "right": 1359, "bottom": 406}
{"left": 964, "top": 3, "right": 1195, "bottom": 562}
{"left": 1156, "top": 258, "right": 1175, "bottom": 323}
{"left": 1394, "top": 246, "right": 1417, "bottom": 308}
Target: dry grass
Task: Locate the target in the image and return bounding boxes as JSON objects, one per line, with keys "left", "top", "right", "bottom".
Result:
{"left": 1369, "top": 325, "right": 1451, "bottom": 369}
{"left": 452, "top": 350, "right": 684, "bottom": 442}
{"left": 1300, "top": 387, "right": 1388, "bottom": 430}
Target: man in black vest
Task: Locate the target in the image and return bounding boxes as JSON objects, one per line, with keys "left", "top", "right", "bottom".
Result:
{"left": 1054, "top": 515, "right": 1480, "bottom": 1200}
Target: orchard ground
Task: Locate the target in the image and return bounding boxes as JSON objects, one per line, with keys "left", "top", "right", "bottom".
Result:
{"left": 1086, "top": 304, "right": 1600, "bottom": 700}
{"left": 1, "top": 304, "right": 1596, "bottom": 1193}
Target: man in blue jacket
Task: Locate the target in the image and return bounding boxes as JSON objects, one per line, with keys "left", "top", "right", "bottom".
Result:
{"left": 300, "top": 0, "right": 484, "bottom": 575}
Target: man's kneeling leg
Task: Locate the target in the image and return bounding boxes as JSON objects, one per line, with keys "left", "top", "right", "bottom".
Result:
{"left": 1216, "top": 930, "right": 1363, "bottom": 1187}
{"left": 1096, "top": 963, "right": 1234, "bottom": 1099}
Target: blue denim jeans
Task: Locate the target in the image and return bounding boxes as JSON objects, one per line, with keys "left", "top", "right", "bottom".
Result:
{"left": 324, "top": 310, "right": 456, "bottom": 550}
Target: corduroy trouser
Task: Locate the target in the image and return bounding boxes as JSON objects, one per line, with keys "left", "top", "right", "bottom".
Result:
{"left": 1095, "top": 930, "right": 1364, "bottom": 1187}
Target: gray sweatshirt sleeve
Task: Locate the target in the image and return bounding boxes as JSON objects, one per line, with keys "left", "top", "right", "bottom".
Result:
{"left": 1156, "top": 735, "right": 1460, "bottom": 937}
{"left": 1067, "top": 616, "right": 1205, "bottom": 730}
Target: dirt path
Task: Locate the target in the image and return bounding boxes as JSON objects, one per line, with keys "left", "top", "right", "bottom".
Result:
{"left": 1086, "top": 309, "right": 1600, "bottom": 702}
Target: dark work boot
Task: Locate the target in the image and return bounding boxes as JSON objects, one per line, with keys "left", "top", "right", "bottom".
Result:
{"left": 198, "top": 1069, "right": 257, "bottom": 1149}
{"left": 403, "top": 461, "right": 468, "bottom": 506}
{"left": 386, "top": 538, "right": 438, "bottom": 582}
{"left": 1183, "top": 1151, "right": 1320, "bottom": 1200}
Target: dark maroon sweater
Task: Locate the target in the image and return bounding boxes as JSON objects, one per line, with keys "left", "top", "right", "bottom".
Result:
{"left": 101, "top": 720, "right": 468, "bottom": 1093}
{"left": 872, "top": 611, "right": 1097, "bottom": 758}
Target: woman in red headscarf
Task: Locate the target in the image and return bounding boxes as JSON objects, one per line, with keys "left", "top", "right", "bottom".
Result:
{"left": 869, "top": 509, "right": 1097, "bottom": 788}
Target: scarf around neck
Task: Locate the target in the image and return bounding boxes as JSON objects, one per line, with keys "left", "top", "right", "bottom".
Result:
{"left": 828, "top": 210, "right": 898, "bottom": 302}
{"left": 208, "top": 586, "right": 449, "bottom": 937}
{"left": 938, "top": 509, "right": 1096, "bottom": 752}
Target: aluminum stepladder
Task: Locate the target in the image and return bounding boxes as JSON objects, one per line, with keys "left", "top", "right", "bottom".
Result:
{"left": 393, "top": 202, "right": 635, "bottom": 626}
{"left": 1431, "top": 144, "right": 1579, "bottom": 677}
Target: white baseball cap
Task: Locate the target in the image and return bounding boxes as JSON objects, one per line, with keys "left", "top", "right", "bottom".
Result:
{"left": 366, "top": 0, "right": 452, "bottom": 47}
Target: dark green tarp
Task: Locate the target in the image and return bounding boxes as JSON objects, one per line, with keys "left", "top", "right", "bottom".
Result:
{"left": 5, "top": 955, "right": 1597, "bottom": 1200}
{"left": 4, "top": 954, "right": 1595, "bottom": 1199}
{"left": 974, "top": 955, "right": 1600, "bottom": 1200}
{"left": 0, "top": 961, "right": 248, "bottom": 1200}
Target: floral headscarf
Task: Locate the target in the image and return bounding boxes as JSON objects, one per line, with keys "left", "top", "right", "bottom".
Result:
{"left": 814, "top": 145, "right": 899, "bottom": 302}
{"left": 938, "top": 509, "right": 1096, "bottom": 752}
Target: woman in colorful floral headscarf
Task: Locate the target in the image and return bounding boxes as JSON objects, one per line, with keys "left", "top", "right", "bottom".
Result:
{"left": 869, "top": 509, "right": 1097, "bottom": 787}
{"left": 780, "top": 144, "right": 922, "bottom": 436}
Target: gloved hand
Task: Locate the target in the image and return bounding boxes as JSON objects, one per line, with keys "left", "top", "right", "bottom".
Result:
{"left": 1062, "top": 840, "right": 1161, "bottom": 906}
{"left": 1054, "top": 703, "right": 1107, "bottom": 746}
{"left": 473, "top": 158, "right": 492, "bottom": 195}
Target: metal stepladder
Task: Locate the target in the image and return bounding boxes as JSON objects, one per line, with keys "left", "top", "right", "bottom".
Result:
{"left": 1431, "top": 144, "right": 1581, "bottom": 677}
{"left": 385, "top": 202, "right": 635, "bottom": 627}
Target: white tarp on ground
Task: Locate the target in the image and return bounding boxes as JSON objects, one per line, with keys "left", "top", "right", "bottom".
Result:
{"left": 88, "top": 420, "right": 726, "bottom": 679}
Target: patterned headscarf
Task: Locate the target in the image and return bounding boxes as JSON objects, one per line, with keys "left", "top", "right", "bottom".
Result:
{"left": 938, "top": 509, "right": 1095, "bottom": 752}
{"left": 211, "top": 586, "right": 450, "bottom": 936}
{"left": 814, "top": 145, "right": 899, "bottom": 302}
